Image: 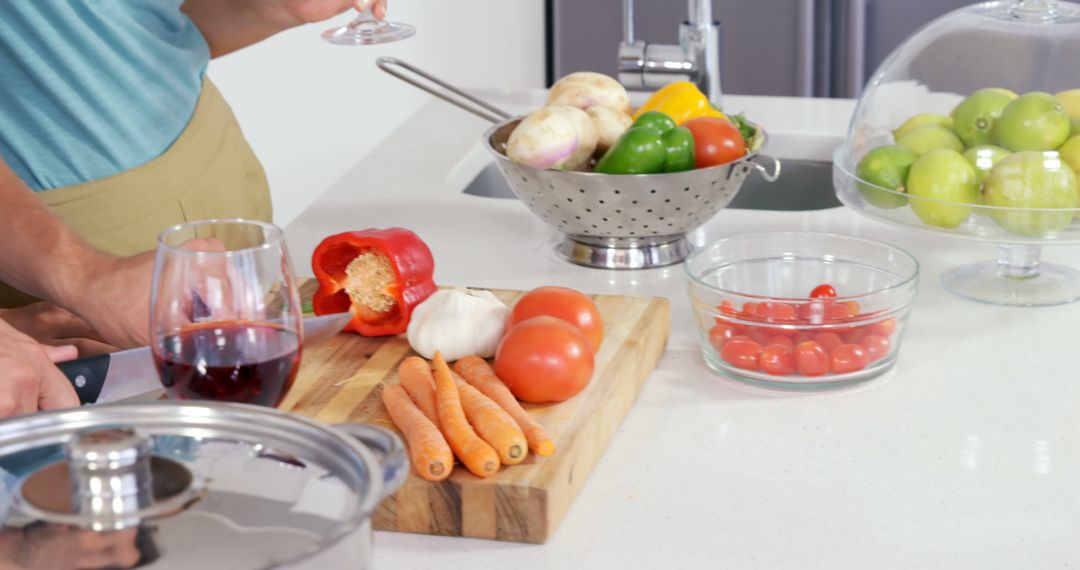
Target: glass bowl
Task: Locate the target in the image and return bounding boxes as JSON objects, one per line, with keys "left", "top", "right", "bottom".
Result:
{"left": 833, "top": 0, "right": 1080, "bottom": 306}
{"left": 685, "top": 232, "right": 919, "bottom": 391}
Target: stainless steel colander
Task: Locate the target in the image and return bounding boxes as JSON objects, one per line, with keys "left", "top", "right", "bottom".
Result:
{"left": 379, "top": 57, "right": 781, "bottom": 269}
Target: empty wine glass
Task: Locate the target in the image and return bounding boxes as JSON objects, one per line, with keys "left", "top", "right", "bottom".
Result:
{"left": 322, "top": 5, "right": 415, "bottom": 45}
{"left": 150, "top": 219, "right": 302, "bottom": 407}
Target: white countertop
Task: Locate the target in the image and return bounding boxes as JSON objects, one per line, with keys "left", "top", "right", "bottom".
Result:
{"left": 286, "top": 92, "right": 1080, "bottom": 569}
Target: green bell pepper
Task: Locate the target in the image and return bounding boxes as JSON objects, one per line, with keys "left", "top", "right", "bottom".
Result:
{"left": 662, "top": 126, "right": 695, "bottom": 172}
{"left": 632, "top": 111, "right": 677, "bottom": 137}
{"left": 595, "top": 127, "right": 667, "bottom": 174}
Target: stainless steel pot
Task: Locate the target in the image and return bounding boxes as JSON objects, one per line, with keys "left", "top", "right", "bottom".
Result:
{"left": 0, "top": 402, "right": 406, "bottom": 569}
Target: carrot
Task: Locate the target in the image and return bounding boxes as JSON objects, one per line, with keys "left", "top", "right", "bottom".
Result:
{"left": 380, "top": 383, "right": 454, "bottom": 482}
{"left": 453, "top": 371, "right": 527, "bottom": 465}
{"left": 397, "top": 356, "right": 439, "bottom": 425}
{"left": 432, "top": 352, "right": 499, "bottom": 477}
{"left": 454, "top": 355, "right": 556, "bottom": 457}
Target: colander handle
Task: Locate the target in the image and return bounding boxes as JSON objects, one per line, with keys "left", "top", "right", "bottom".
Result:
{"left": 377, "top": 57, "right": 513, "bottom": 124}
{"left": 751, "top": 155, "right": 782, "bottom": 183}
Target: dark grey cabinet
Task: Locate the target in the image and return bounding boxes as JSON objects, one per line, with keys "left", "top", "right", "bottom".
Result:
{"left": 549, "top": 0, "right": 975, "bottom": 97}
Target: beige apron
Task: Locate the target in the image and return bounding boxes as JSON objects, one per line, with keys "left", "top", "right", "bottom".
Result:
{"left": 0, "top": 79, "right": 272, "bottom": 307}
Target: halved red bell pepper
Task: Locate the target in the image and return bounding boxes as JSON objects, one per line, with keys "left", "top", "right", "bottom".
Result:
{"left": 311, "top": 228, "right": 436, "bottom": 336}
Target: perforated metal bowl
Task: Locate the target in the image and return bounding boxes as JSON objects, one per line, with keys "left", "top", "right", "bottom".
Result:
{"left": 484, "top": 118, "right": 780, "bottom": 269}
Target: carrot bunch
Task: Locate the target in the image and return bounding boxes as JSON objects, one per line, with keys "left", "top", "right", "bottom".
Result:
{"left": 381, "top": 352, "right": 555, "bottom": 480}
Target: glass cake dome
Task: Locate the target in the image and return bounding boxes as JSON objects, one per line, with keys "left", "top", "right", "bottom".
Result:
{"left": 833, "top": 0, "right": 1080, "bottom": 306}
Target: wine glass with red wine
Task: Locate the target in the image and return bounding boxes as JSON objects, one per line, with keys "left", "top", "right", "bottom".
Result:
{"left": 151, "top": 220, "right": 303, "bottom": 407}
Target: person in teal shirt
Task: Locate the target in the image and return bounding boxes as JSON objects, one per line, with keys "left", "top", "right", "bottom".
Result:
{"left": 0, "top": 0, "right": 388, "bottom": 419}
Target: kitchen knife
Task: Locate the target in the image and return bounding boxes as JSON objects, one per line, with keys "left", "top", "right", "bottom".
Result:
{"left": 57, "top": 312, "right": 352, "bottom": 405}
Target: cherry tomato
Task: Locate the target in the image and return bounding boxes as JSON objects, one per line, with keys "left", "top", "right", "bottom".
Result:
{"left": 843, "top": 300, "right": 861, "bottom": 315}
{"left": 740, "top": 302, "right": 761, "bottom": 321}
{"left": 755, "top": 302, "right": 799, "bottom": 323}
{"left": 872, "top": 317, "right": 898, "bottom": 338}
{"left": 720, "top": 339, "right": 763, "bottom": 370}
{"left": 683, "top": 116, "right": 747, "bottom": 168}
{"left": 508, "top": 286, "right": 603, "bottom": 352}
{"left": 793, "top": 332, "right": 815, "bottom": 346}
{"left": 794, "top": 341, "right": 829, "bottom": 376}
{"left": 759, "top": 346, "right": 796, "bottom": 376}
{"left": 814, "top": 332, "right": 844, "bottom": 352}
{"left": 731, "top": 334, "right": 753, "bottom": 343}
{"left": 829, "top": 343, "right": 869, "bottom": 374}
{"left": 797, "top": 300, "right": 827, "bottom": 324}
{"left": 765, "top": 335, "right": 794, "bottom": 351}
{"left": 745, "top": 326, "right": 773, "bottom": 346}
{"left": 859, "top": 334, "right": 891, "bottom": 362}
{"left": 824, "top": 302, "right": 855, "bottom": 321}
{"left": 715, "top": 300, "right": 740, "bottom": 326}
{"left": 810, "top": 284, "right": 837, "bottom": 298}
{"left": 708, "top": 324, "right": 737, "bottom": 351}
{"left": 495, "top": 316, "right": 594, "bottom": 403}
{"left": 842, "top": 328, "right": 869, "bottom": 345}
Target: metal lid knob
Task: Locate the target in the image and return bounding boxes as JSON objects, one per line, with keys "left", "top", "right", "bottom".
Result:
{"left": 66, "top": 426, "right": 154, "bottom": 527}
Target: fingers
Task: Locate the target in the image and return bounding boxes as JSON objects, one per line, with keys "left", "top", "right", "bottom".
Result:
{"left": 41, "top": 344, "right": 78, "bottom": 363}
{"left": 37, "top": 355, "right": 79, "bottom": 411}
{"left": 374, "top": 0, "right": 387, "bottom": 20}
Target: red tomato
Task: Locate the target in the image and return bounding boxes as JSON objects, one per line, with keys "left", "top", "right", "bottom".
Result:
{"left": 810, "top": 284, "right": 837, "bottom": 298}
{"left": 843, "top": 300, "right": 861, "bottom": 315}
{"left": 731, "top": 334, "right": 753, "bottom": 343}
{"left": 830, "top": 344, "right": 869, "bottom": 374}
{"left": 683, "top": 117, "right": 747, "bottom": 168}
{"left": 793, "top": 332, "right": 815, "bottom": 346}
{"left": 859, "top": 334, "right": 891, "bottom": 362}
{"left": 721, "top": 339, "right": 763, "bottom": 370}
{"left": 759, "top": 346, "right": 796, "bottom": 376}
{"left": 495, "top": 316, "right": 594, "bottom": 403}
{"left": 814, "top": 332, "right": 844, "bottom": 352}
{"left": 765, "top": 335, "right": 794, "bottom": 351}
{"left": 718, "top": 300, "right": 738, "bottom": 316}
{"left": 508, "top": 286, "right": 603, "bottom": 352}
{"left": 709, "top": 324, "right": 737, "bottom": 351}
{"left": 794, "top": 341, "right": 829, "bottom": 376}
{"left": 872, "top": 317, "right": 898, "bottom": 338}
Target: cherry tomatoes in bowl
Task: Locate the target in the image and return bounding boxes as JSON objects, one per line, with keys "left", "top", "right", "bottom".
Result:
{"left": 683, "top": 117, "right": 747, "bottom": 168}
{"left": 495, "top": 316, "right": 594, "bottom": 403}
{"left": 508, "top": 286, "right": 604, "bottom": 352}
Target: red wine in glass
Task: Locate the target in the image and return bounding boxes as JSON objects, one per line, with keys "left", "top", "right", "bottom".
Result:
{"left": 155, "top": 321, "right": 301, "bottom": 407}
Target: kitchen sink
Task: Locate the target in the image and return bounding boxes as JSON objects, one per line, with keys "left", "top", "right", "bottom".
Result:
{"left": 462, "top": 158, "right": 841, "bottom": 211}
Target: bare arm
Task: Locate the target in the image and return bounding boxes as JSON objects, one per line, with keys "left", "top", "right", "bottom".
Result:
{"left": 0, "top": 158, "right": 151, "bottom": 349}
{"left": 181, "top": 0, "right": 385, "bottom": 58}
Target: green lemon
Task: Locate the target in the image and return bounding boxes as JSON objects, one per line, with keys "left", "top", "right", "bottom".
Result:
{"left": 855, "top": 145, "right": 917, "bottom": 208}
{"left": 994, "top": 92, "right": 1071, "bottom": 151}
{"left": 893, "top": 113, "right": 953, "bottom": 141}
{"left": 963, "top": 145, "right": 1010, "bottom": 191}
{"left": 906, "top": 149, "right": 978, "bottom": 229}
{"left": 1055, "top": 89, "right": 1080, "bottom": 119}
{"left": 984, "top": 151, "right": 1078, "bottom": 236}
{"left": 951, "top": 88, "right": 1017, "bottom": 148}
{"left": 1058, "top": 135, "right": 1080, "bottom": 181}
{"left": 897, "top": 125, "right": 965, "bottom": 155}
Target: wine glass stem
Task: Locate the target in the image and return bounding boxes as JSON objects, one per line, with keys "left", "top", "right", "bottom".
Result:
{"left": 348, "top": 8, "right": 379, "bottom": 28}
{"left": 996, "top": 243, "right": 1043, "bottom": 280}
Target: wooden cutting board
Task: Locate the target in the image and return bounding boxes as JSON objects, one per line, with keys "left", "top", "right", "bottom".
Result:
{"left": 280, "top": 281, "right": 670, "bottom": 544}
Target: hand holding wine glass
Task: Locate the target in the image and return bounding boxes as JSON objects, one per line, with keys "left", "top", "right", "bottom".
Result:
{"left": 150, "top": 220, "right": 302, "bottom": 408}
{"left": 322, "top": 0, "right": 413, "bottom": 45}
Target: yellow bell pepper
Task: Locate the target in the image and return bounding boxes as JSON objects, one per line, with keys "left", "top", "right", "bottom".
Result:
{"left": 633, "top": 81, "right": 727, "bottom": 125}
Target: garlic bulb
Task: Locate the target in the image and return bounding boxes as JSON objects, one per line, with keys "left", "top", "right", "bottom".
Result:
{"left": 406, "top": 288, "right": 509, "bottom": 361}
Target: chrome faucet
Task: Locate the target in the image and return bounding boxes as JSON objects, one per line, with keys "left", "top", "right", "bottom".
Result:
{"left": 617, "top": 0, "right": 723, "bottom": 104}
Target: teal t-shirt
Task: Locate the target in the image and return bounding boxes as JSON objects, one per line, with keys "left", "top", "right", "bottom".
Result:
{"left": 0, "top": 1, "right": 210, "bottom": 191}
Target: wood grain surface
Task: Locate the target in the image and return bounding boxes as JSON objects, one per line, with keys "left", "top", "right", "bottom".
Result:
{"left": 281, "top": 281, "right": 670, "bottom": 543}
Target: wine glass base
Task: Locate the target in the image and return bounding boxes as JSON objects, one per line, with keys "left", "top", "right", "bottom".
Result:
{"left": 322, "top": 21, "right": 416, "bottom": 45}
{"left": 941, "top": 260, "right": 1080, "bottom": 307}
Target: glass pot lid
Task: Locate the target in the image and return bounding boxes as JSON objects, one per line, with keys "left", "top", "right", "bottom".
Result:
{"left": 0, "top": 402, "right": 404, "bottom": 569}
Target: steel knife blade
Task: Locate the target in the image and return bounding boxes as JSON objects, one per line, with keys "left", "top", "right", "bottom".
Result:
{"left": 58, "top": 312, "right": 352, "bottom": 405}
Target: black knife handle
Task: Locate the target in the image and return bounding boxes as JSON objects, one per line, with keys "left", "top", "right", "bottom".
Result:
{"left": 57, "top": 354, "right": 111, "bottom": 405}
